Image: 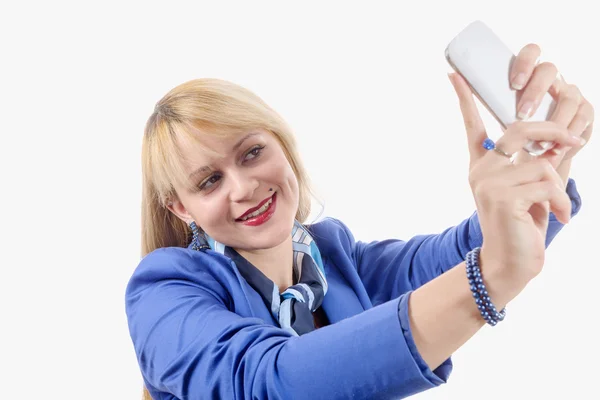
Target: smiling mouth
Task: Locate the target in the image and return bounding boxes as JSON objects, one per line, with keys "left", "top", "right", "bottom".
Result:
{"left": 236, "top": 193, "right": 276, "bottom": 221}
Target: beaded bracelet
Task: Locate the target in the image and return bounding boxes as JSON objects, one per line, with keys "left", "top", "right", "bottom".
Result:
{"left": 466, "top": 247, "right": 506, "bottom": 326}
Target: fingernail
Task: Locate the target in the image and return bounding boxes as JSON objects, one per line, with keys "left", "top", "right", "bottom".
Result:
{"left": 512, "top": 73, "right": 527, "bottom": 90}
{"left": 550, "top": 147, "right": 561, "bottom": 155}
{"left": 570, "top": 135, "right": 586, "bottom": 146}
{"left": 517, "top": 101, "right": 534, "bottom": 120}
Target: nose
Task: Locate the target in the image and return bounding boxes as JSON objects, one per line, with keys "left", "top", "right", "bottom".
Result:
{"left": 228, "top": 169, "right": 259, "bottom": 203}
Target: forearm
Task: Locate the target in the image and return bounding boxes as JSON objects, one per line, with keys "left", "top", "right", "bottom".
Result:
{"left": 408, "top": 260, "right": 526, "bottom": 370}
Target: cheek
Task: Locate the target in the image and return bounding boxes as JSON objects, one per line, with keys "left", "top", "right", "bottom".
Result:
{"left": 279, "top": 161, "right": 300, "bottom": 204}
{"left": 190, "top": 197, "right": 229, "bottom": 229}
{"left": 271, "top": 156, "right": 298, "bottom": 193}
{"left": 287, "top": 166, "right": 299, "bottom": 196}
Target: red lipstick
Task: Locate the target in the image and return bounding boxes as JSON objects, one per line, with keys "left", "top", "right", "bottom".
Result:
{"left": 237, "top": 193, "right": 277, "bottom": 227}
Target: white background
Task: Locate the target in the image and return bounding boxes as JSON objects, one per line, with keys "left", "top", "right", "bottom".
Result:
{"left": 2, "top": 1, "right": 598, "bottom": 399}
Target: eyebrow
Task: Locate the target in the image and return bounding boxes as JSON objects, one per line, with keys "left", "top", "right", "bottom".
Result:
{"left": 188, "top": 132, "right": 260, "bottom": 180}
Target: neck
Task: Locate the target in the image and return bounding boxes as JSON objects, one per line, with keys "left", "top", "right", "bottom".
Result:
{"left": 235, "top": 236, "right": 294, "bottom": 293}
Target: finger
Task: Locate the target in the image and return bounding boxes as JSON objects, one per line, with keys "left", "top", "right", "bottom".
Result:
{"left": 581, "top": 120, "right": 594, "bottom": 144}
{"left": 540, "top": 143, "right": 566, "bottom": 166}
{"left": 516, "top": 62, "right": 558, "bottom": 120}
{"left": 489, "top": 121, "right": 584, "bottom": 163}
{"left": 448, "top": 72, "right": 487, "bottom": 163}
{"left": 537, "top": 84, "right": 581, "bottom": 155}
{"left": 550, "top": 84, "right": 582, "bottom": 128}
{"left": 496, "top": 158, "right": 565, "bottom": 188}
{"left": 512, "top": 181, "right": 572, "bottom": 224}
{"left": 548, "top": 71, "right": 568, "bottom": 99}
{"left": 564, "top": 105, "right": 594, "bottom": 159}
{"left": 570, "top": 99, "right": 594, "bottom": 134}
{"left": 554, "top": 95, "right": 593, "bottom": 160}
{"left": 510, "top": 43, "right": 541, "bottom": 90}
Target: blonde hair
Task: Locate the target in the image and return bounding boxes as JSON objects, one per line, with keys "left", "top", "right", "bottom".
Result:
{"left": 139, "top": 78, "right": 319, "bottom": 399}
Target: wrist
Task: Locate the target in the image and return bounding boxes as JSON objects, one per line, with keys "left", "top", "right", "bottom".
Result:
{"left": 478, "top": 247, "right": 534, "bottom": 310}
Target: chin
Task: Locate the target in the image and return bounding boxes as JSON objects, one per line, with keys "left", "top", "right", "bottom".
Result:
{"left": 236, "top": 214, "right": 295, "bottom": 250}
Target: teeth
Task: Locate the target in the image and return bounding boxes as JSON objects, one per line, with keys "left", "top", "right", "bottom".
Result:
{"left": 240, "top": 197, "right": 273, "bottom": 221}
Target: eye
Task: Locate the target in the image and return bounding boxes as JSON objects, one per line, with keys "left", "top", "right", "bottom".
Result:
{"left": 198, "top": 173, "right": 222, "bottom": 191}
{"left": 244, "top": 145, "right": 265, "bottom": 162}
{"left": 196, "top": 145, "right": 265, "bottom": 192}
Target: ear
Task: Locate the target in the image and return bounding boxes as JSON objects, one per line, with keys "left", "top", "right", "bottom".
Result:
{"left": 166, "top": 197, "right": 193, "bottom": 225}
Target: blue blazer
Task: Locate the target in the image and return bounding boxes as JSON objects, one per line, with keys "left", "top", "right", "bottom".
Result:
{"left": 125, "top": 179, "right": 581, "bottom": 400}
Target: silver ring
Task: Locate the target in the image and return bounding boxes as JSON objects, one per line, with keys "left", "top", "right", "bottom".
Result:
{"left": 493, "top": 146, "right": 513, "bottom": 159}
{"left": 482, "top": 138, "right": 514, "bottom": 161}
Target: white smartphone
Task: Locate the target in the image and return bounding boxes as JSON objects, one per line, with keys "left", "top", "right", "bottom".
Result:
{"left": 445, "top": 20, "right": 556, "bottom": 156}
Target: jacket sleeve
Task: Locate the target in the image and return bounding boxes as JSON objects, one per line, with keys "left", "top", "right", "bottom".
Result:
{"left": 338, "top": 178, "right": 582, "bottom": 306}
{"left": 125, "top": 249, "right": 448, "bottom": 400}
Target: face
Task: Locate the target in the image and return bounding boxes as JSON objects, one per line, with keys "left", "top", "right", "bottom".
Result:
{"left": 169, "top": 128, "right": 300, "bottom": 252}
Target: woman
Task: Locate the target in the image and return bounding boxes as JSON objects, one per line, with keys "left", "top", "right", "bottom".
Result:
{"left": 125, "top": 43, "right": 593, "bottom": 399}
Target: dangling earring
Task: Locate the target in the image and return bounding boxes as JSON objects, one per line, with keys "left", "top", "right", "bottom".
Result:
{"left": 189, "top": 221, "right": 210, "bottom": 251}
{"left": 188, "top": 221, "right": 202, "bottom": 251}
{"left": 189, "top": 221, "right": 200, "bottom": 245}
